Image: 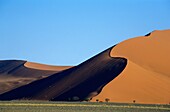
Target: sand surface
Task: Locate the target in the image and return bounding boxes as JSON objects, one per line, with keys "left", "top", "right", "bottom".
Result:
{"left": 0, "top": 48, "right": 127, "bottom": 101}
{"left": 93, "top": 30, "right": 170, "bottom": 104}
{"left": 0, "top": 60, "right": 71, "bottom": 94}
{"left": 0, "top": 30, "right": 169, "bottom": 104}
{"left": 24, "top": 62, "right": 72, "bottom": 71}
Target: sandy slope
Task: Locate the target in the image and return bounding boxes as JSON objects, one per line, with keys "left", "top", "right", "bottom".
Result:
{"left": 24, "top": 62, "right": 71, "bottom": 71}
{"left": 0, "top": 47, "right": 127, "bottom": 101}
{"left": 0, "top": 29, "right": 169, "bottom": 104}
{"left": 111, "top": 30, "right": 170, "bottom": 76}
{"left": 92, "top": 61, "right": 170, "bottom": 104}
{"left": 93, "top": 30, "right": 170, "bottom": 104}
{"left": 0, "top": 60, "right": 71, "bottom": 94}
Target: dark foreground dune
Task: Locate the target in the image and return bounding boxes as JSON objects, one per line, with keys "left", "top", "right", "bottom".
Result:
{"left": 0, "top": 46, "right": 127, "bottom": 101}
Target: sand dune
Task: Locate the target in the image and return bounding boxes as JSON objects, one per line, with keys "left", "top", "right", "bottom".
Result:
{"left": 93, "top": 29, "right": 170, "bottom": 104}
{"left": 111, "top": 29, "right": 170, "bottom": 76}
{"left": 0, "top": 29, "right": 169, "bottom": 104}
{"left": 0, "top": 47, "right": 127, "bottom": 101}
{"left": 92, "top": 60, "right": 170, "bottom": 104}
{"left": 24, "top": 62, "right": 71, "bottom": 71}
{"left": 0, "top": 60, "right": 70, "bottom": 94}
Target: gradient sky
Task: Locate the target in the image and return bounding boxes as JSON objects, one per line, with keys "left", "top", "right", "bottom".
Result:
{"left": 0, "top": 0, "right": 170, "bottom": 65}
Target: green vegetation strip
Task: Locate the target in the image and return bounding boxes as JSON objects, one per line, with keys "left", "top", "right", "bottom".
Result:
{"left": 0, "top": 103, "right": 169, "bottom": 111}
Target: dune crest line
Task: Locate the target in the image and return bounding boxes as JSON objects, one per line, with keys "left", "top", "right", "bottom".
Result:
{"left": 0, "top": 46, "right": 127, "bottom": 101}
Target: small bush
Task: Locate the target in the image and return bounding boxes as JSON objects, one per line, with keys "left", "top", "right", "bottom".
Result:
{"left": 84, "top": 98, "right": 91, "bottom": 102}
{"left": 72, "top": 96, "right": 80, "bottom": 101}
{"left": 105, "top": 98, "right": 110, "bottom": 102}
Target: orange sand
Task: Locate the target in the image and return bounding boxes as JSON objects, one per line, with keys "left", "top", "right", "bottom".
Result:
{"left": 24, "top": 62, "right": 72, "bottom": 71}
{"left": 93, "top": 30, "right": 170, "bottom": 104}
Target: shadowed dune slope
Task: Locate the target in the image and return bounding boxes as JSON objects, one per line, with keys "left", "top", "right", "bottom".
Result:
{"left": 93, "top": 30, "right": 170, "bottom": 104}
{"left": 0, "top": 47, "right": 127, "bottom": 101}
{"left": 0, "top": 60, "right": 71, "bottom": 94}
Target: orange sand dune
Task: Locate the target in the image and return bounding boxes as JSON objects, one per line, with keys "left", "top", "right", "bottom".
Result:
{"left": 24, "top": 62, "right": 72, "bottom": 71}
{"left": 93, "top": 29, "right": 170, "bottom": 104}
{"left": 111, "top": 29, "right": 170, "bottom": 76}
{"left": 0, "top": 29, "right": 169, "bottom": 104}
{"left": 0, "top": 48, "right": 127, "bottom": 101}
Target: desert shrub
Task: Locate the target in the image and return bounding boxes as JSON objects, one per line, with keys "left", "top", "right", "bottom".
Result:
{"left": 72, "top": 96, "right": 80, "bottom": 101}
{"left": 105, "top": 98, "right": 110, "bottom": 102}
{"left": 84, "top": 98, "right": 91, "bottom": 102}
{"left": 68, "top": 97, "right": 71, "bottom": 101}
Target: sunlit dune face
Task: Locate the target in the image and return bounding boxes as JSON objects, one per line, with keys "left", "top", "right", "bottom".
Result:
{"left": 24, "top": 62, "right": 72, "bottom": 71}
{"left": 93, "top": 30, "right": 170, "bottom": 104}
{"left": 110, "top": 30, "right": 170, "bottom": 76}
{"left": 0, "top": 30, "right": 169, "bottom": 104}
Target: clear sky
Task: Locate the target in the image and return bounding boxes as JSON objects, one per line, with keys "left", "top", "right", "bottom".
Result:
{"left": 0, "top": 0, "right": 170, "bottom": 66}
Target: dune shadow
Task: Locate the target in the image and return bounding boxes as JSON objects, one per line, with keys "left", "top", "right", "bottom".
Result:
{"left": 0, "top": 46, "right": 127, "bottom": 101}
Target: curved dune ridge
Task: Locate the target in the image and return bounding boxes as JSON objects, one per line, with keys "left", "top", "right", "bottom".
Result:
{"left": 0, "top": 47, "right": 127, "bottom": 101}
{"left": 24, "top": 62, "right": 72, "bottom": 71}
{"left": 0, "top": 29, "right": 169, "bottom": 104}
{"left": 93, "top": 29, "right": 170, "bottom": 104}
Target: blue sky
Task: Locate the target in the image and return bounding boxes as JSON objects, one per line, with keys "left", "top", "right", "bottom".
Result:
{"left": 0, "top": 0, "right": 170, "bottom": 65}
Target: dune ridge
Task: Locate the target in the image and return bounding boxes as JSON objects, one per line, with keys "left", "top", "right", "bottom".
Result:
{"left": 0, "top": 29, "right": 169, "bottom": 104}
{"left": 24, "top": 62, "right": 72, "bottom": 71}
{"left": 93, "top": 30, "right": 170, "bottom": 104}
{"left": 0, "top": 60, "right": 69, "bottom": 94}
{"left": 0, "top": 47, "right": 127, "bottom": 101}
